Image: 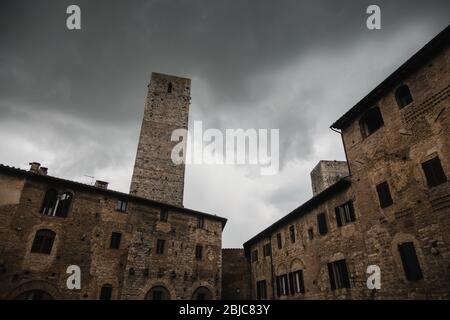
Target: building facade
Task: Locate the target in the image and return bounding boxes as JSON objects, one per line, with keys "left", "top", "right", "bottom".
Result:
{"left": 243, "top": 26, "right": 450, "bottom": 300}
{"left": 0, "top": 73, "right": 227, "bottom": 300}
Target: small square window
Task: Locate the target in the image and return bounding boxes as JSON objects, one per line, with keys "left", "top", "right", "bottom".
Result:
{"left": 307, "top": 228, "right": 314, "bottom": 240}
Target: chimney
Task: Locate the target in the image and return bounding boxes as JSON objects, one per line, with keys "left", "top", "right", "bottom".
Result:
{"left": 39, "top": 167, "right": 48, "bottom": 175}
{"left": 95, "top": 180, "right": 109, "bottom": 189}
{"left": 29, "top": 162, "right": 41, "bottom": 173}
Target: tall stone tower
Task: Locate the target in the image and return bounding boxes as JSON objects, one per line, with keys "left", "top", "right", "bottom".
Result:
{"left": 130, "top": 72, "right": 190, "bottom": 206}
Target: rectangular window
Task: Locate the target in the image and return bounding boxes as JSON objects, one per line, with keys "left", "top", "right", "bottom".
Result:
{"left": 307, "top": 228, "right": 314, "bottom": 240}
{"left": 156, "top": 239, "right": 165, "bottom": 255}
{"left": 360, "top": 107, "right": 384, "bottom": 138}
{"left": 276, "top": 233, "right": 282, "bottom": 249}
{"left": 99, "top": 285, "right": 113, "bottom": 300}
{"left": 256, "top": 280, "right": 267, "bottom": 300}
{"left": 197, "top": 217, "right": 205, "bottom": 229}
{"left": 335, "top": 201, "right": 356, "bottom": 227}
{"left": 263, "top": 243, "right": 271, "bottom": 257}
{"left": 109, "top": 232, "right": 122, "bottom": 249}
{"left": 251, "top": 249, "right": 258, "bottom": 263}
{"left": 116, "top": 200, "right": 127, "bottom": 212}
{"left": 398, "top": 242, "right": 423, "bottom": 281}
{"left": 195, "top": 245, "right": 203, "bottom": 260}
{"left": 160, "top": 209, "right": 168, "bottom": 222}
{"left": 317, "top": 213, "right": 328, "bottom": 235}
{"left": 293, "top": 270, "right": 305, "bottom": 294}
{"left": 276, "top": 274, "right": 289, "bottom": 297}
{"left": 422, "top": 157, "right": 447, "bottom": 188}
{"left": 376, "top": 181, "right": 394, "bottom": 208}
{"left": 289, "top": 225, "right": 296, "bottom": 243}
{"left": 327, "top": 259, "right": 351, "bottom": 290}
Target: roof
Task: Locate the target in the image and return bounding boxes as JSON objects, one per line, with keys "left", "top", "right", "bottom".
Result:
{"left": 0, "top": 164, "right": 227, "bottom": 228}
{"left": 331, "top": 25, "right": 450, "bottom": 130}
{"left": 243, "top": 177, "right": 352, "bottom": 256}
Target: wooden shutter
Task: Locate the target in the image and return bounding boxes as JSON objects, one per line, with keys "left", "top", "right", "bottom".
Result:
{"left": 335, "top": 207, "right": 343, "bottom": 227}
{"left": 288, "top": 272, "right": 295, "bottom": 295}
{"left": 327, "top": 263, "right": 336, "bottom": 290}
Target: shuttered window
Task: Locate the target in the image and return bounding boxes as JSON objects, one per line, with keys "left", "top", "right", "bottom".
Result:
{"left": 376, "top": 181, "right": 393, "bottom": 208}
{"left": 328, "top": 259, "right": 351, "bottom": 290}
{"left": 422, "top": 157, "right": 447, "bottom": 188}
{"left": 335, "top": 201, "right": 356, "bottom": 227}
{"left": 317, "top": 213, "right": 328, "bottom": 235}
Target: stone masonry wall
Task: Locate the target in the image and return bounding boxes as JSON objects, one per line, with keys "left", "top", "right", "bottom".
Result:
{"left": 130, "top": 73, "right": 191, "bottom": 207}
{"left": 0, "top": 172, "right": 223, "bottom": 300}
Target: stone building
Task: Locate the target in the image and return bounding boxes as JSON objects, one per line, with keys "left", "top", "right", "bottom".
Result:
{"left": 242, "top": 26, "right": 450, "bottom": 299}
{"left": 0, "top": 73, "right": 227, "bottom": 300}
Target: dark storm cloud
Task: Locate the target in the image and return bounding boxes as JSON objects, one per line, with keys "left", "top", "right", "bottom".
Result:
{"left": 1, "top": 0, "right": 449, "bottom": 246}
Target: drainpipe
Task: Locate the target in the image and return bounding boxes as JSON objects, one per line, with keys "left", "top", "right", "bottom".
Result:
{"left": 269, "top": 236, "right": 276, "bottom": 300}
{"left": 330, "top": 126, "right": 352, "bottom": 176}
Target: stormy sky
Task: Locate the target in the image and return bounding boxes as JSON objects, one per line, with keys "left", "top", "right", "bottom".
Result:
{"left": 1, "top": 0, "right": 449, "bottom": 247}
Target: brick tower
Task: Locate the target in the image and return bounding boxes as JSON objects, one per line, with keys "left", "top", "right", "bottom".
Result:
{"left": 130, "top": 72, "right": 190, "bottom": 206}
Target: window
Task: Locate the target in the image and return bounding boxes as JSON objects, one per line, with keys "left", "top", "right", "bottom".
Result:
{"left": 116, "top": 200, "right": 127, "bottom": 212}
{"left": 40, "top": 189, "right": 72, "bottom": 217}
{"left": 160, "top": 209, "right": 168, "bottom": 222}
{"left": 167, "top": 82, "right": 173, "bottom": 93}
{"left": 109, "top": 232, "right": 122, "bottom": 249}
{"left": 395, "top": 84, "right": 413, "bottom": 109}
{"left": 276, "top": 233, "right": 282, "bottom": 249}
{"left": 263, "top": 243, "right": 271, "bottom": 257}
{"left": 328, "top": 259, "right": 351, "bottom": 290}
{"left": 376, "top": 181, "right": 393, "bottom": 208}
{"left": 276, "top": 274, "right": 289, "bottom": 297}
{"left": 195, "top": 245, "right": 203, "bottom": 260}
{"left": 422, "top": 157, "right": 447, "bottom": 188}
{"left": 145, "top": 286, "right": 171, "bottom": 300}
{"left": 291, "top": 270, "right": 305, "bottom": 294}
{"left": 359, "top": 107, "right": 384, "bottom": 138}
{"left": 31, "top": 229, "right": 56, "bottom": 254}
{"left": 256, "top": 280, "right": 267, "bottom": 300}
{"left": 289, "top": 225, "right": 296, "bottom": 243}
{"left": 398, "top": 242, "right": 423, "bottom": 281}
{"left": 317, "top": 213, "right": 328, "bottom": 235}
{"left": 99, "top": 284, "right": 112, "bottom": 300}
{"left": 156, "top": 239, "right": 165, "bottom": 254}
{"left": 197, "top": 217, "right": 205, "bottom": 229}
{"left": 335, "top": 201, "right": 356, "bottom": 227}
{"left": 307, "top": 228, "right": 314, "bottom": 240}
{"left": 251, "top": 249, "right": 258, "bottom": 263}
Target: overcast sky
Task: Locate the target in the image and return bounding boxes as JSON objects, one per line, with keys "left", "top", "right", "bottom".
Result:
{"left": 1, "top": 0, "right": 449, "bottom": 247}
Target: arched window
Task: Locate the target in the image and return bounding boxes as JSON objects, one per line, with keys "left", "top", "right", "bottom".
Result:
{"left": 395, "top": 84, "right": 413, "bottom": 109}
{"left": 40, "top": 189, "right": 58, "bottom": 216}
{"left": 192, "top": 286, "right": 213, "bottom": 300}
{"left": 54, "top": 192, "right": 72, "bottom": 217}
{"left": 167, "top": 82, "right": 173, "bottom": 93}
{"left": 14, "top": 290, "right": 53, "bottom": 300}
{"left": 145, "top": 286, "right": 171, "bottom": 300}
{"left": 40, "top": 190, "right": 72, "bottom": 217}
{"left": 31, "top": 229, "right": 56, "bottom": 254}
{"left": 359, "top": 107, "right": 384, "bottom": 138}
{"left": 99, "top": 284, "right": 113, "bottom": 300}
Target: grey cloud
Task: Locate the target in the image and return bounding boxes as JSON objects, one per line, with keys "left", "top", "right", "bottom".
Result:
{"left": 0, "top": 0, "right": 449, "bottom": 246}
